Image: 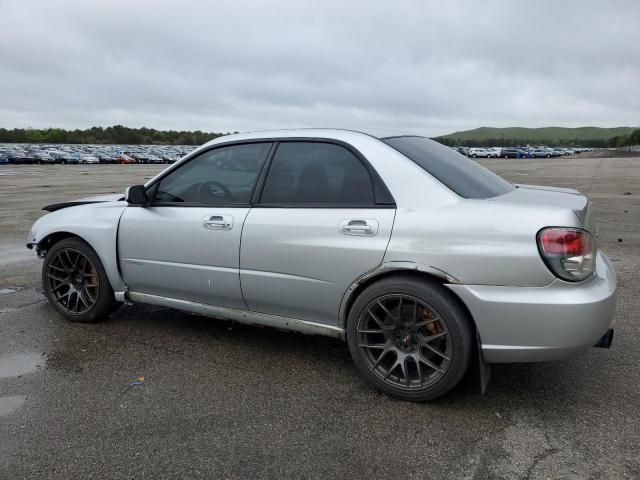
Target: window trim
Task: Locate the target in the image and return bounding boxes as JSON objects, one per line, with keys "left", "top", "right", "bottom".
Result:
{"left": 251, "top": 203, "right": 397, "bottom": 209}
{"left": 146, "top": 141, "right": 275, "bottom": 208}
{"left": 255, "top": 138, "right": 396, "bottom": 209}
{"left": 143, "top": 137, "right": 396, "bottom": 209}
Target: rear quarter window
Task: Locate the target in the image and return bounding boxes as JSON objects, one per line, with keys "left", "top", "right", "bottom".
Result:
{"left": 383, "top": 136, "right": 515, "bottom": 199}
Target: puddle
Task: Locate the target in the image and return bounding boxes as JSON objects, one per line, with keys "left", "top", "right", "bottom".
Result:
{"left": 0, "top": 352, "right": 44, "bottom": 379}
{"left": 0, "top": 395, "right": 26, "bottom": 416}
{"left": 0, "top": 288, "right": 17, "bottom": 294}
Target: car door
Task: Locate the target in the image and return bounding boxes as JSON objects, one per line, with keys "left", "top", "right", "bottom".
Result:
{"left": 240, "top": 141, "right": 396, "bottom": 326}
{"left": 118, "top": 142, "right": 272, "bottom": 309}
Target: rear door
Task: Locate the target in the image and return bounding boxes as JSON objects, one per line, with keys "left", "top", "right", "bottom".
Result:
{"left": 118, "top": 142, "right": 272, "bottom": 308}
{"left": 240, "top": 141, "right": 395, "bottom": 325}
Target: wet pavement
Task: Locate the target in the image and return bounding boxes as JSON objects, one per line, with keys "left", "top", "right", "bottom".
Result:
{"left": 0, "top": 161, "right": 639, "bottom": 479}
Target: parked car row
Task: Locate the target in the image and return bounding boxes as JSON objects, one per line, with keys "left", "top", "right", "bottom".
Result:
{"left": 452, "top": 146, "right": 594, "bottom": 159}
{"left": 0, "top": 143, "right": 197, "bottom": 165}
{"left": 0, "top": 142, "right": 597, "bottom": 166}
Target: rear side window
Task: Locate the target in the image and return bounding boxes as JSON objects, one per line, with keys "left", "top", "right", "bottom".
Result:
{"left": 383, "top": 136, "right": 515, "bottom": 199}
{"left": 260, "top": 142, "right": 375, "bottom": 205}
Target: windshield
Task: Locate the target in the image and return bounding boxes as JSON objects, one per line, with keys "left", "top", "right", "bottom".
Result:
{"left": 383, "top": 136, "right": 515, "bottom": 199}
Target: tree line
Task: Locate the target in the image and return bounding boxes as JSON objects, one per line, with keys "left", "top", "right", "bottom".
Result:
{"left": 434, "top": 129, "right": 640, "bottom": 148}
{"left": 0, "top": 126, "right": 229, "bottom": 145}
{"left": 2, "top": 125, "right": 639, "bottom": 148}
{"left": 608, "top": 129, "right": 640, "bottom": 148}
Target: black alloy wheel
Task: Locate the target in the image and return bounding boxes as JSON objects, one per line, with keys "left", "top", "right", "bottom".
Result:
{"left": 355, "top": 294, "right": 452, "bottom": 390}
{"left": 347, "top": 276, "right": 473, "bottom": 401}
{"left": 42, "top": 238, "right": 120, "bottom": 322}
{"left": 45, "top": 247, "right": 99, "bottom": 315}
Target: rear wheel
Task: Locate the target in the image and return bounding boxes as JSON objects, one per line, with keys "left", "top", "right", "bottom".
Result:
{"left": 42, "top": 238, "right": 120, "bottom": 323}
{"left": 347, "top": 276, "right": 473, "bottom": 401}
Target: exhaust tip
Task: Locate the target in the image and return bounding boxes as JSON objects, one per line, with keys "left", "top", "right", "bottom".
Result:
{"left": 594, "top": 329, "right": 614, "bottom": 349}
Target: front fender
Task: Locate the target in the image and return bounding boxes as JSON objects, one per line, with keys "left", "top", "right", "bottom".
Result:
{"left": 27, "top": 202, "right": 128, "bottom": 293}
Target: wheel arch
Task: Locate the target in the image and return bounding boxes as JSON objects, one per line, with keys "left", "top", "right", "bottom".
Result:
{"left": 339, "top": 264, "right": 478, "bottom": 334}
{"left": 34, "top": 227, "right": 126, "bottom": 295}
{"left": 36, "top": 231, "right": 83, "bottom": 256}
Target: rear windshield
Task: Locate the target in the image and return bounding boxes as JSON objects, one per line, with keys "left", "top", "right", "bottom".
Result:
{"left": 383, "top": 136, "right": 515, "bottom": 199}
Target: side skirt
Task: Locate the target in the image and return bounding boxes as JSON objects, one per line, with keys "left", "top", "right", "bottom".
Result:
{"left": 126, "top": 291, "right": 345, "bottom": 340}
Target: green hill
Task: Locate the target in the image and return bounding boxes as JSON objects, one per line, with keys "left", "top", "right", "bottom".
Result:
{"left": 436, "top": 126, "right": 636, "bottom": 147}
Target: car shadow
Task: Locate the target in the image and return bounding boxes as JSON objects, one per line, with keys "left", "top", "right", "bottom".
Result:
{"left": 78, "top": 303, "right": 608, "bottom": 412}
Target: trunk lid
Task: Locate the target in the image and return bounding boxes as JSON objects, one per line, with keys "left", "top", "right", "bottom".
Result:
{"left": 490, "top": 184, "right": 593, "bottom": 230}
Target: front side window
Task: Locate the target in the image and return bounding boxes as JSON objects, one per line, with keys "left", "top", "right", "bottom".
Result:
{"left": 153, "top": 143, "right": 271, "bottom": 205}
{"left": 260, "top": 142, "right": 375, "bottom": 205}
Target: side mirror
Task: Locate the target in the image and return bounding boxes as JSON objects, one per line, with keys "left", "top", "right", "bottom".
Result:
{"left": 125, "top": 185, "right": 149, "bottom": 205}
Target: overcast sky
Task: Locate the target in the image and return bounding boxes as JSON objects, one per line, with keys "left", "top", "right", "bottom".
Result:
{"left": 1, "top": 0, "right": 638, "bottom": 136}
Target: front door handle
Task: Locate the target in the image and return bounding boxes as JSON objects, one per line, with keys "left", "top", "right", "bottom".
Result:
{"left": 340, "top": 219, "right": 379, "bottom": 236}
{"left": 203, "top": 214, "right": 233, "bottom": 230}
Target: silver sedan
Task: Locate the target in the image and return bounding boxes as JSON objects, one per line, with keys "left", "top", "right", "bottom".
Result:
{"left": 26, "top": 129, "right": 617, "bottom": 401}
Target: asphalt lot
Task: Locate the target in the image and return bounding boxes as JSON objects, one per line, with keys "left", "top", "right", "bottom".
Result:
{"left": 1, "top": 158, "right": 639, "bottom": 479}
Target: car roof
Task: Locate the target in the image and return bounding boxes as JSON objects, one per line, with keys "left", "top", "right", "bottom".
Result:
{"left": 205, "top": 127, "right": 423, "bottom": 145}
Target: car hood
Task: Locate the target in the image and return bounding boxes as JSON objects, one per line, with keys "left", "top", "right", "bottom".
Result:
{"left": 491, "top": 184, "right": 590, "bottom": 227}
{"left": 74, "top": 193, "right": 125, "bottom": 202}
{"left": 43, "top": 193, "right": 125, "bottom": 212}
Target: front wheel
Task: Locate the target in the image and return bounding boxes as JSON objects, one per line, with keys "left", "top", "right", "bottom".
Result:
{"left": 42, "top": 237, "right": 120, "bottom": 323}
{"left": 347, "top": 276, "right": 473, "bottom": 401}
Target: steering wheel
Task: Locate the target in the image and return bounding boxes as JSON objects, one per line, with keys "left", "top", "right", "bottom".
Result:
{"left": 196, "top": 180, "right": 235, "bottom": 203}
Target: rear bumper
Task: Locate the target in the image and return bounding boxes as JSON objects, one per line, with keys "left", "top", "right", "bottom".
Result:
{"left": 447, "top": 251, "right": 617, "bottom": 363}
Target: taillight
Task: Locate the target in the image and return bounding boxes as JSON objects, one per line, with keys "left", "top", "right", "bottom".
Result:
{"left": 537, "top": 227, "right": 595, "bottom": 281}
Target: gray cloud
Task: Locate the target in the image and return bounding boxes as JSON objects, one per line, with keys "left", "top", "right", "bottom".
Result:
{"left": 1, "top": 0, "right": 638, "bottom": 136}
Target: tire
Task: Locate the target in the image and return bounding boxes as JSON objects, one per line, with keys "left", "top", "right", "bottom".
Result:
{"left": 42, "top": 237, "right": 120, "bottom": 323}
{"left": 347, "top": 275, "right": 473, "bottom": 401}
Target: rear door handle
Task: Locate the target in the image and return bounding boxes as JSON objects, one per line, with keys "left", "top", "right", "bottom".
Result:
{"left": 340, "top": 219, "right": 379, "bottom": 236}
{"left": 203, "top": 214, "right": 233, "bottom": 230}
